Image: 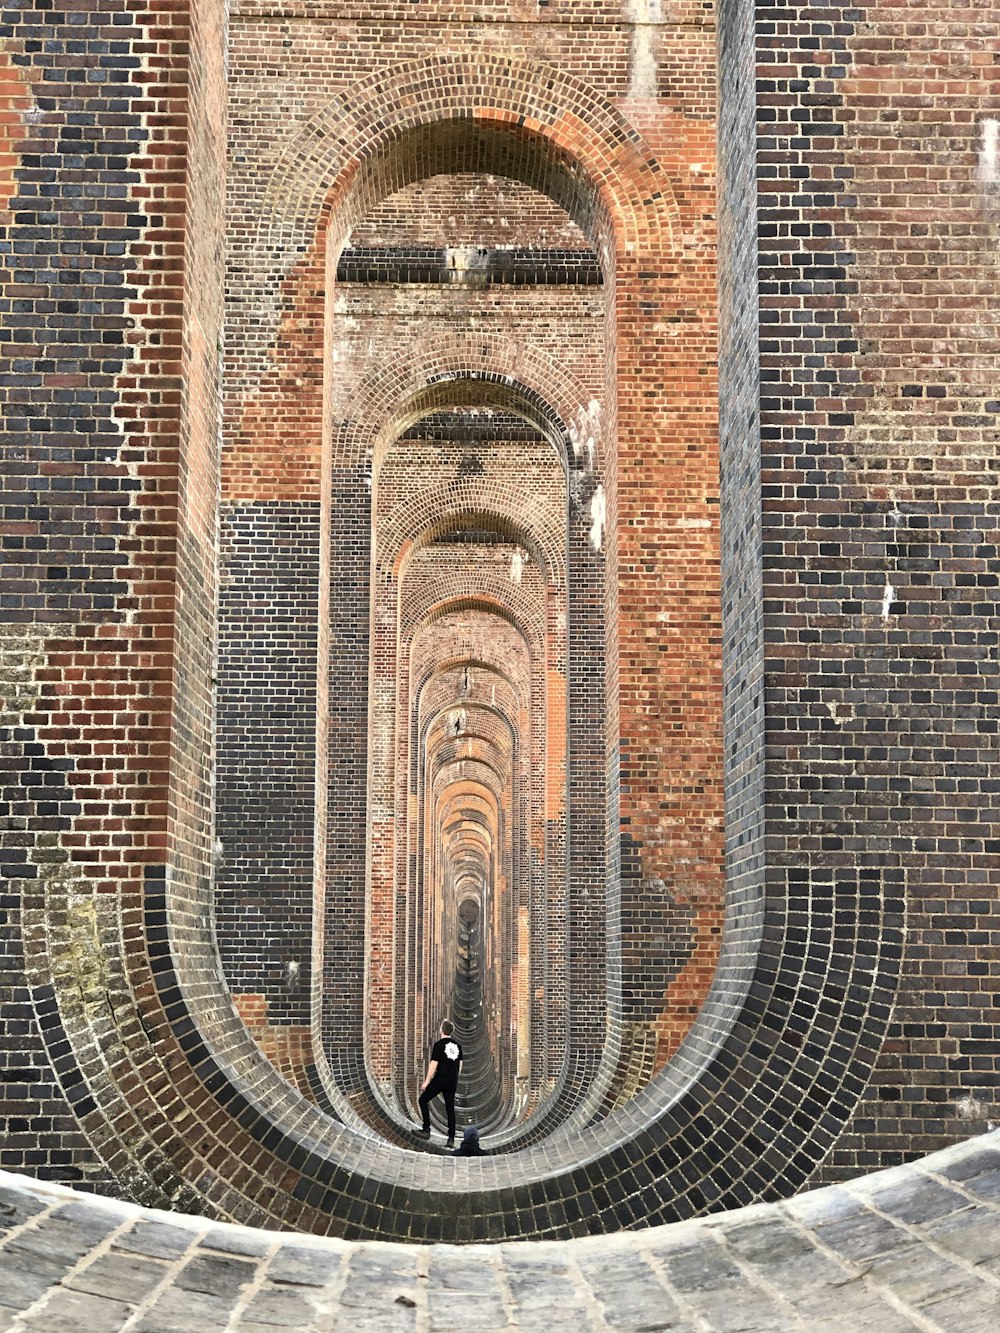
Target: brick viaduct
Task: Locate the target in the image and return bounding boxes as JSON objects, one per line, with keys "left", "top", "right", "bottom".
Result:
{"left": 0, "top": 0, "right": 997, "bottom": 1241}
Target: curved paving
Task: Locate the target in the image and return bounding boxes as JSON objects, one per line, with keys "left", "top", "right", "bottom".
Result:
{"left": 1, "top": 1133, "right": 998, "bottom": 1331}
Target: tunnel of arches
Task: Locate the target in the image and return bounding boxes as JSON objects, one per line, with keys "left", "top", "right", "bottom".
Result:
{"left": 212, "top": 58, "right": 726, "bottom": 1152}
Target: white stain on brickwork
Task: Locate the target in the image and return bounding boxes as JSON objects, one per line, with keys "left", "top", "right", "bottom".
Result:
{"left": 977, "top": 118, "right": 999, "bottom": 192}
{"left": 510, "top": 548, "right": 524, "bottom": 584}
{"left": 955, "top": 1092, "right": 990, "bottom": 1122}
{"left": 881, "top": 581, "right": 896, "bottom": 620}
{"left": 826, "top": 701, "right": 852, "bottom": 727}
{"left": 589, "top": 484, "right": 606, "bottom": 552}
{"left": 627, "top": 0, "right": 663, "bottom": 101}
{"left": 569, "top": 400, "right": 602, "bottom": 472}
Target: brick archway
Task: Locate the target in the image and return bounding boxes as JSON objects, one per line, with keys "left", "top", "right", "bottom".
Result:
{"left": 261, "top": 53, "right": 680, "bottom": 251}
{"left": 293, "top": 57, "right": 725, "bottom": 1135}
{"left": 4, "top": 0, "right": 950, "bottom": 1245}
{"left": 23, "top": 36, "right": 863, "bottom": 1238}
{"left": 325, "top": 354, "right": 590, "bottom": 1126}
{"left": 332, "top": 333, "right": 598, "bottom": 475}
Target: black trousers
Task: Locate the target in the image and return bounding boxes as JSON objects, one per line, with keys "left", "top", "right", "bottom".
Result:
{"left": 419, "top": 1078, "right": 456, "bottom": 1137}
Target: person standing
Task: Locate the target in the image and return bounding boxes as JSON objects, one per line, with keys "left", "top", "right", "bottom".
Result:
{"left": 415, "top": 1019, "right": 463, "bottom": 1147}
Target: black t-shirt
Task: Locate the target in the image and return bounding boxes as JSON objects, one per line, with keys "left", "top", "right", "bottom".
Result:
{"left": 431, "top": 1036, "right": 463, "bottom": 1087}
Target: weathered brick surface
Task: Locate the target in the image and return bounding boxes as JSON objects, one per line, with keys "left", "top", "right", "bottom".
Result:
{"left": 0, "top": 0, "right": 996, "bottom": 1245}
{"left": 754, "top": 0, "right": 1000, "bottom": 1182}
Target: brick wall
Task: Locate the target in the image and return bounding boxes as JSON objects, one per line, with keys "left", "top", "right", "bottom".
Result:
{"left": 0, "top": 0, "right": 996, "bottom": 1243}
{"left": 0, "top": 0, "right": 227, "bottom": 1195}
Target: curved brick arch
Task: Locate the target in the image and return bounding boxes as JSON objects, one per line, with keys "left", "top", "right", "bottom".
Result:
{"left": 424, "top": 703, "right": 519, "bottom": 763}
{"left": 410, "top": 605, "right": 544, "bottom": 666}
{"left": 229, "top": 53, "right": 677, "bottom": 418}
{"left": 400, "top": 568, "right": 547, "bottom": 660}
{"left": 418, "top": 663, "right": 524, "bottom": 721}
{"left": 337, "top": 333, "right": 600, "bottom": 477}
{"left": 379, "top": 495, "right": 567, "bottom": 588}
{"left": 13, "top": 0, "right": 913, "bottom": 1242}
{"left": 439, "top": 791, "right": 499, "bottom": 834}
{"left": 263, "top": 52, "right": 680, "bottom": 260}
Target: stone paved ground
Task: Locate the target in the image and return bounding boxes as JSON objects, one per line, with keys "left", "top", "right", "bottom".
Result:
{"left": 1, "top": 1132, "right": 998, "bottom": 1331}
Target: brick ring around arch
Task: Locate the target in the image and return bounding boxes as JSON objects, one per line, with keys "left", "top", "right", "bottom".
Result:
{"left": 332, "top": 331, "right": 601, "bottom": 478}
{"left": 262, "top": 53, "right": 680, "bottom": 256}
{"left": 230, "top": 53, "right": 680, "bottom": 387}
{"left": 23, "top": 709, "right": 904, "bottom": 1240}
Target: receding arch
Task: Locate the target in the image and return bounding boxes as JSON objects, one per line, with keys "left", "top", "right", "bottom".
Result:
{"left": 335, "top": 340, "right": 600, "bottom": 477}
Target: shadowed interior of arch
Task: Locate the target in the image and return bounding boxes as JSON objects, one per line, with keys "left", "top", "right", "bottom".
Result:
{"left": 213, "top": 73, "right": 726, "bottom": 1161}
{"left": 283, "top": 143, "right": 626, "bottom": 1143}
{"left": 367, "top": 402, "right": 580, "bottom": 1134}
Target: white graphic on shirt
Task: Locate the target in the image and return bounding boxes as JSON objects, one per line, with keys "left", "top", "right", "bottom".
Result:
{"left": 445, "top": 1041, "right": 460, "bottom": 1062}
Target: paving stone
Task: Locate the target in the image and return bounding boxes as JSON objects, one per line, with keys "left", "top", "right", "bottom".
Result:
{"left": 265, "top": 1242, "right": 345, "bottom": 1287}
{"left": 335, "top": 1303, "right": 420, "bottom": 1332}
{"left": 174, "top": 1251, "right": 259, "bottom": 1299}
{"left": 0, "top": 1250, "right": 82, "bottom": 1311}
{"left": 943, "top": 1167, "right": 1000, "bottom": 1208}
{"left": 810, "top": 1210, "right": 913, "bottom": 1263}
{"left": 0, "top": 1187, "right": 47, "bottom": 1237}
{"left": 66, "top": 1251, "right": 168, "bottom": 1304}
{"left": 132, "top": 1283, "right": 249, "bottom": 1333}
{"left": 920, "top": 1205, "right": 1000, "bottom": 1267}
{"left": 426, "top": 1248, "right": 502, "bottom": 1295}
{"left": 1, "top": 1140, "right": 1000, "bottom": 1330}
{"left": 17, "top": 1287, "right": 136, "bottom": 1333}
{"left": 3, "top": 1208, "right": 119, "bottom": 1272}
{"left": 860, "top": 1242, "right": 981, "bottom": 1307}
{"left": 653, "top": 1242, "right": 800, "bottom": 1332}
{"left": 238, "top": 1283, "right": 328, "bottom": 1328}
{"left": 575, "top": 1246, "right": 682, "bottom": 1329}
{"left": 200, "top": 1227, "right": 275, "bottom": 1259}
{"left": 112, "top": 1219, "right": 198, "bottom": 1262}
{"left": 689, "top": 1295, "right": 801, "bottom": 1333}
{"left": 720, "top": 1217, "right": 815, "bottom": 1268}
{"left": 426, "top": 1294, "right": 508, "bottom": 1330}
{"left": 861, "top": 1177, "right": 972, "bottom": 1227}
{"left": 915, "top": 1280, "right": 1000, "bottom": 1331}
{"left": 804, "top": 1305, "right": 926, "bottom": 1333}
{"left": 338, "top": 1244, "right": 420, "bottom": 1312}
{"left": 714, "top": 1225, "right": 854, "bottom": 1321}
{"left": 651, "top": 1238, "right": 734, "bottom": 1293}
{"left": 935, "top": 1149, "right": 1000, "bottom": 1188}
{"left": 501, "top": 1251, "right": 590, "bottom": 1317}
{"left": 789, "top": 1291, "right": 919, "bottom": 1333}
{"left": 788, "top": 1188, "right": 865, "bottom": 1228}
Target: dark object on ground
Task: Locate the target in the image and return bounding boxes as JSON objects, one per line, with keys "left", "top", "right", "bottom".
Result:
{"left": 453, "top": 1126, "right": 486, "bottom": 1156}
